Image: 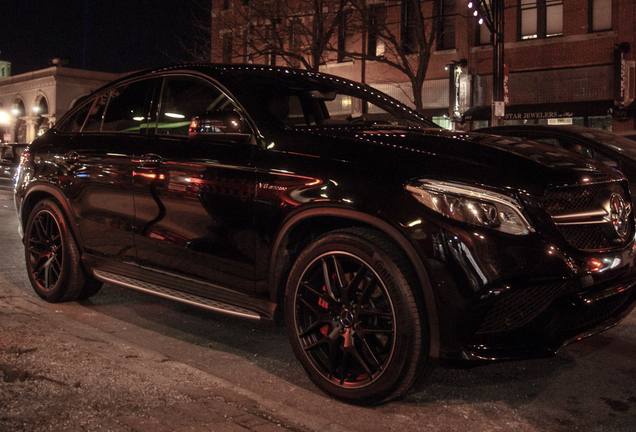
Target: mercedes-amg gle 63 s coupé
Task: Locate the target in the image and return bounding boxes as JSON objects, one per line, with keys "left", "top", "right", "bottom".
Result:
{"left": 14, "top": 64, "right": 636, "bottom": 404}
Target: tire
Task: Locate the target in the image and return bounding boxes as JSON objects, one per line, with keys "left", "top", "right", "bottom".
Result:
{"left": 24, "top": 199, "right": 99, "bottom": 303}
{"left": 284, "top": 228, "right": 433, "bottom": 405}
{"left": 77, "top": 278, "right": 103, "bottom": 300}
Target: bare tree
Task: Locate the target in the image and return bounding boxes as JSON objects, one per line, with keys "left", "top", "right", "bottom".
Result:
{"left": 340, "top": 0, "right": 443, "bottom": 112}
{"left": 211, "top": 0, "right": 348, "bottom": 71}
{"left": 176, "top": 0, "right": 215, "bottom": 63}
{"left": 209, "top": 0, "right": 448, "bottom": 112}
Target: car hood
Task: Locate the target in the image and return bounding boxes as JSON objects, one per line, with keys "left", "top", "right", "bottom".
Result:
{"left": 307, "top": 127, "right": 623, "bottom": 197}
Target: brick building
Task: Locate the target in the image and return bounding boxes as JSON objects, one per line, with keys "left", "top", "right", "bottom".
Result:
{"left": 210, "top": 0, "right": 635, "bottom": 132}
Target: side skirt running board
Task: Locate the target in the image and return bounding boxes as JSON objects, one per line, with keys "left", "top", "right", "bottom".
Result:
{"left": 93, "top": 269, "right": 262, "bottom": 321}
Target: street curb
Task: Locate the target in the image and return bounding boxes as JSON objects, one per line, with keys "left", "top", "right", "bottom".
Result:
{"left": 1, "top": 289, "right": 353, "bottom": 432}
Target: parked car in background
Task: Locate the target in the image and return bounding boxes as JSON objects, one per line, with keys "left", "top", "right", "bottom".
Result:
{"left": 477, "top": 125, "right": 636, "bottom": 197}
{"left": 14, "top": 64, "right": 636, "bottom": 405}
{"left": 615, "top": 130, "right": 636, "bottom": 142}
{"left": 0, "top": 143, "right": 28, "bottom": 189}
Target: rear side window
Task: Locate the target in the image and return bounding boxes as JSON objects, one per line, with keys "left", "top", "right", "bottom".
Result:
{"left": 83, "top": 93, "right": 109, "bottom": 132}
{"left": 58, "top": 99, "right": 97, "bottom": 133}
{"left": 58, "top": 80, "right": 153, "bottom": 133}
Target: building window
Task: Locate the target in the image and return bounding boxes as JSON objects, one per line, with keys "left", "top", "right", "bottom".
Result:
{"left": 519, "top": 0, "right": 563, "bottom": 40}
{"left": 477, "top": 19, "right": 491, "bottom": 45}
{"left": 590, "top": 0, "right": 612, "bottom": 32}
{"left": 368, "top": 5, "right": 387, "bottom": 57}
{"left": 222, "top": 34, "right": 233, "bottom": 63}
{"left": 338, "top": 10, "right": 355, "bottom": 62}
{"left": 401, "top": 0, "right": 419, "bottom": 54}
{"left": 437, "top": 0, "right": 456, "bottom": 50}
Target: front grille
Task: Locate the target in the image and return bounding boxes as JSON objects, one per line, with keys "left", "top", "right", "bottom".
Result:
{"left": 564, "top": 289, "right": 631, "bottom": 331}
{"left": 543, "top": 181, "right": 631, "bottom": 251}
{"left": 557, "top": 225, "right": 613, "bottom": 250}
{"left": 476, "top": 281, "right": 573, "bottom": 334}
{"left": 543, "top": 182, "right": 614, "bottom": 214}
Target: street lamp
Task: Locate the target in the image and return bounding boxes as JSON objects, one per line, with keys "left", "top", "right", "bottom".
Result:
{"left": 468, "top": 0, "right": 505, "bottom": 126}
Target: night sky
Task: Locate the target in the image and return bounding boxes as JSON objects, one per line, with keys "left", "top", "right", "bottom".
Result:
{"left": 1, "top": 1, "right": 198, "bottom": 76}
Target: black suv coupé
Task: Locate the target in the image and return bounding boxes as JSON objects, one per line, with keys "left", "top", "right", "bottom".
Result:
{"left": 14, "top": 64, "right": 636, "bottom": 404}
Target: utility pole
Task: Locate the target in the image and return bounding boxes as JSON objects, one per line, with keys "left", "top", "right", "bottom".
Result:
{"left": 468, "top": 0, "right": 505, "bottom": 126}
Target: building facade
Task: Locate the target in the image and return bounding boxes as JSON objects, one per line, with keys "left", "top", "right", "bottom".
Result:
{"left": 0, "top": 65, "right": 120, "bottom": 143}
{"left": 210, "top": 0, "right": 635, "bottom": 132}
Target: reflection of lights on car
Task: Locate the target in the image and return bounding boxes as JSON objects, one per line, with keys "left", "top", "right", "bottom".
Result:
{"left": 132, "top": 171, "right": 166, "bottom": 180}
{"left": 588, "top": 257, "right": 621, "bottom": 273}
{"left": 165, "top": 112, "right": 185, "bottom": 119}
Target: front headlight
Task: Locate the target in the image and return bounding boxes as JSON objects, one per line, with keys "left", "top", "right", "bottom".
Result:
{"left": 405, "top": 179, "right": 535, "bottom": 235}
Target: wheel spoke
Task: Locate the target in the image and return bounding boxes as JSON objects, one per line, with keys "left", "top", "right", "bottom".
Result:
{"left": 354, "top": 327, "right": 384, "bottom": 368}
{"left": 321, "top": 257, "right": 338, "bottom": 302}
{"left": 359, "top": 307, "right": 394, "bottom": 320}
{"left": 356, "top": 273, "right": 378, "bottom": 305}
{"left": 342, "top": 265, "right": 368, "bottom": 305}
{"left": 350, "top": 343, "right": 376, "bottom": 378}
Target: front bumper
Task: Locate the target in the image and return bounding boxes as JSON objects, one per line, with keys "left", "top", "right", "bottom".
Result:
{"left": 460, "top": 264, "right": 636, "bottom": 361}
{"left": 413, "top": 220, "right": 636, "bottom": 362}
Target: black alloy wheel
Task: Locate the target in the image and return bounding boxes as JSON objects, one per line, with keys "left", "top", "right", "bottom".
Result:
{"left": 25, "top": 199, "right": 100, "bottom": 302}
{"left": 285, "top": 228, "right": 432, "bottom": 405}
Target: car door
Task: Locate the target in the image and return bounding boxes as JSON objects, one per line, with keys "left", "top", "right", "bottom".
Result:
{"left": 132, "top": 74, "right": 259, "bottom": 295}
{"left": 61, "top": 78, "right": 156, "bottom": 265}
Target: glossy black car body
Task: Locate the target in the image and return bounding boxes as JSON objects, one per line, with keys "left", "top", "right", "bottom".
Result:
{"left": 14, "top": 64, "right": 636, "bottom": 404}
{"left": 478, "top": 125, "right": 636, "bottom": 197}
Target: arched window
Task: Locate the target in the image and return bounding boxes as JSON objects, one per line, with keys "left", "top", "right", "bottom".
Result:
{"left": 13, "top": 99, "right": 26, "bottom": 143}
{"left": 34, "top": 95, "right": 50, "bottom": 136}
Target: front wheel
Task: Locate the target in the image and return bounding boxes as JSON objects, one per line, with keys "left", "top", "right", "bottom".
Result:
{"left": 284, "top": 228, "right": 433, "bottom": 405}
{"left": 24, "top": 199, "right": 100, "bottom": 303}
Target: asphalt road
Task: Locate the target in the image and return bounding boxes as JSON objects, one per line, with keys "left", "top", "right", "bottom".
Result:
{"left": 2, "top": 187, "right": 636, "bottom": 431}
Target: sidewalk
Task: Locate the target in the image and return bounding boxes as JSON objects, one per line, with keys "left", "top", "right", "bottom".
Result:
{"left": 0, "top": 287, "right": 343, "bottom": 432}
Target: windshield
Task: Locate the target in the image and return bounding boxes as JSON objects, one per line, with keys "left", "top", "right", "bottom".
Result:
{"left": 233, "top": 71, "right": 439, "bottom": 130}
{"left": 577, "top": 128, "right": 636, "bottom": 161}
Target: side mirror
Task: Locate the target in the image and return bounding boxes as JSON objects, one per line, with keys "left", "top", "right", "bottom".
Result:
{"left": 189, "top": 110, "right": 250, "bottom": 142}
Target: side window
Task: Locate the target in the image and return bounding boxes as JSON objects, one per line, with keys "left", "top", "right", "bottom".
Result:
{"left": 83, "top": 93, "right": 109, "bottom": 132}
{"left": 534, "top": 137, "right": 560, "bottom": 147}
{"left": 58, "top": 98, "right": 97, "bottom": 133}
{"left": 157, "top": 77, "right": 237, "bottom": 137}
{"left": 102, "top": 80, "right": 152, "bottom": 132}
{"left": 589, "top": 151, "right": 619, "bottom": 168}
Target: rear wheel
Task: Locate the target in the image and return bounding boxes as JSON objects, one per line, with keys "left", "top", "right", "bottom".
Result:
{"left": 24, "top": 199, "right": 100, "bottom": 302}
{"left": 284, "top": 228, "right": 433, "bottom": 405}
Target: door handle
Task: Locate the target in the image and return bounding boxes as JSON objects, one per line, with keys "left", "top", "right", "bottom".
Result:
{"left": 55, "top": 151, "right": 80, "bottom": 164}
